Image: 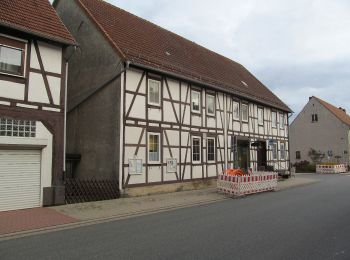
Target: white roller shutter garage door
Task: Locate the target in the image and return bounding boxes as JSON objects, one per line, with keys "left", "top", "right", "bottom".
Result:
{"left": 0, "top": 149, "right": 41, "bottom": 212}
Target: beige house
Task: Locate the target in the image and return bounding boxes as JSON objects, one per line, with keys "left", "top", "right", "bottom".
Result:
{"left": 290, "top": 96, "right": 350, "bottom": 165}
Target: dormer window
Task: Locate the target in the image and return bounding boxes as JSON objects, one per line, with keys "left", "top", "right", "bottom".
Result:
{"left": 0, "top": 36, "right": 25, "bottom": 77}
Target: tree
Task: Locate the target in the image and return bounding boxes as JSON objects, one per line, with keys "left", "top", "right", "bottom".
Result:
{"left": 308, "top": 148, "right": 325, "bottom": 164}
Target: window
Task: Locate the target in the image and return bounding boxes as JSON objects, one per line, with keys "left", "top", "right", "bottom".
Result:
{"left": 280, "top": 113, "right": 285, "bottom": 129}
{"left": 191, "top": 90, "right": 201, "bottom": 113}
{"left": 0, "top": 36, "right": 25, "bottom": 77}
{"left": 296, "top": 151, "right": 301, "bottom": 159}
{"left": 258, "top": 108, "right": 264, "bottom": 125}
{"left": 0, "top": 117, "right": 36, "bottom": 137}
{"left": 272, "top": 142, "right": 278, "bottom": 160}
{"left": 241, "top": 103, "right": 248, "bottom": 122}
{"left": 232, "top": 101, "right": 240, "bottom": 120}
{"left": 148, "top": 133, "right": 161, "bottom": 163}
{"left": 148, "top": 79, "right": 161, "bottom": 106}
{"left": 206, "top": 94, "right": 215, "bottom": 116}
{"left": 207, "top": 137, "right": 215, "bottom": 162}
{"left": 311, "top": 114, "right": 318, "bottom": 122}
{"left": 192, "top": 136, "right": 201, "bottom": 162}
{"left": 272, "top": 111, "right": 277, "bottom": 128}
{"left": 280, "top": 142, "right": 286, "bottom": 159}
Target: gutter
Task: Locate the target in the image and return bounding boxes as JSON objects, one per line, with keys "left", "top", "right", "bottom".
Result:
{"left": 130, "top": 61, "right": 292, "bottom": 113}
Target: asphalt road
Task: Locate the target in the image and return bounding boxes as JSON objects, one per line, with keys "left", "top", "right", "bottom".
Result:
{"left": 1, "top": 174, "right": 350, "bottom": 260}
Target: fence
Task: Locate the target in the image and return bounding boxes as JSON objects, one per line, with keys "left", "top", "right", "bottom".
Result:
{"left": 217, "top": 171, "right": 278, "bottom": 196}
{"left": 65, "top": 178, "right": 120, "bottom": 204}
{"left": 316, "top": 164, "right": 347, "bottom": 174}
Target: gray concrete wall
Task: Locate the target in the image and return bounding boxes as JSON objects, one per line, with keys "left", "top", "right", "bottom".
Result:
{"left": 55, "top": 0, "right": 122, "bottom": 179}
{"left": 290, "top": 97, "right": 350, "bottom": 165}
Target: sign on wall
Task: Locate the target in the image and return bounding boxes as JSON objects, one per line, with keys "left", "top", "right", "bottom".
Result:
{"left": 129, "top": 158, "right": 142, "bottom": 175}
{"left": 166, "top": 158, "right": 177, "bottom": 173}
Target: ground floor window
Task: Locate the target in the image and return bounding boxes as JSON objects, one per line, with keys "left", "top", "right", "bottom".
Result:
{"left": 272, "top": 142, "right": 278, "bottom": 160}
{"left": 0, "top": 117, "right": 36, "bottom": 137}
{"left": 207, "top": 137, "right": 215, "bottom": 162}
{"left": 192, "top": 136, "right": 201, "bottom": 162}
{"left": 296, "top": 151, "right": 301, "bottom": 159}
{"left": 148, "top": 132, "right": 161, "bottom": 163}
{"left": 280, "top": 142, "right": 286, "bottom": 159}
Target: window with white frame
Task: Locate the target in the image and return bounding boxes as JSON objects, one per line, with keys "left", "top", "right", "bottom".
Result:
{"left": 272, "top": 142, "right": 278, "bottom": 160}
{"left": 258, "top": 107, "right": 264, "bottom": 125}
{"left": 206, "top": 94, "right": 215, "bottom": 116}
{"left": 232, "top": 101, "right": 240, "bottom": 120}
{"left": 192, "top": 136, "right": 201, "bottom": 162}
{"left": 271, "top": 111, "right": 277, "bottom": 128}
{"left": 0, "top": 36, "right": 25, "bottom": 77}
{"left": 241, "top": 103, "right": 248, "bottom": 122}
{"left": 191, "top": 90, "right": 201, "bottom": 113}
{"left": 207, "top": 137, "right": 215, "bottom": 162}
{"left": 0, "top": 117, "right": 36, "bottom": 137}
{"left": 280, "top": 142, "right": 286, "bottom": 160}
{"left": 279, "top": 113, "right": 285, "bottom": 129}
{"left": 148, "top": 132, "right": 161, "bottom": 163}
{"left": 148, "top": 79, "right": 161, "bottom": 106}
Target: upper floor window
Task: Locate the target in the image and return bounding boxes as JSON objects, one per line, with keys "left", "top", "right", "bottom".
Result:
{"left": 311, "top": 114, "right": 318, "bottom": 122}
{"left": 280, "top": 113, "right": 285, "bottom": 129}
{"left": 272, "top": 111, "right": 277, "bottom": 128}
{"left": 148, "top": 132, "right": 161, "bottom": 163}
{"left": 206, "top": 94, "right": 215, "bottom": 116}
{"left": 0, "top": 36, "right": 25, "bottom": 77}
{"left": 0, "top": 117, "right": 36, "bottom": 137}
{"left": 191, "top": 90, "right": 201, "bottom": 113}
{"left": 241, "top": 103, "right": 248, "bottom": 122}
{"left": 232, "top": 101, "right": 240, "bottom": 120}
{"left": 148, "top": 79, "right": 161, "bottom": 106}
{"left": 258, "top": 107, "right": 264, "bottom": 125}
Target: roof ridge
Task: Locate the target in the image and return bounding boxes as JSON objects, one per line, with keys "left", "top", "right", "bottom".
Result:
{"left": 76, "top": 0, "right": 126, "bottom": 59}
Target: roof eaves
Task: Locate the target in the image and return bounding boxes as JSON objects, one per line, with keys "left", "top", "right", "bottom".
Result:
{"left": 75, "top": 0, "right": 126, "bottom": 60}
{"left": 0, "top": 20, "right": 76, "bottom": 46}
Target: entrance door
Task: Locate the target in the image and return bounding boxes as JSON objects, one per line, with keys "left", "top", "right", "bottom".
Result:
{"left": 257, "top": 141, "right": 267, "bottom": 170}
{"left": 237, "top": 140, "right": 249, "bottom": 171}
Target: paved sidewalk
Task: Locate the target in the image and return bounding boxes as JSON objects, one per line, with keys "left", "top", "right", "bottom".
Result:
{"left": 0, "top": 175, "right": 319, "bottom": 239}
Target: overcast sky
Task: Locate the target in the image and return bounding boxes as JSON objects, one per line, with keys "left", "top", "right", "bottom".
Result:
{"left": 58, "top": 0, "right": 350, "bottom": 119}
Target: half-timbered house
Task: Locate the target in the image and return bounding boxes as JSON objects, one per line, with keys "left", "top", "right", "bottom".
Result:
{"left": 55, "top": 0, "right": 291, "bottom": 195}
{"left": 0, "top": 0, "right": 76, "bottom": 211}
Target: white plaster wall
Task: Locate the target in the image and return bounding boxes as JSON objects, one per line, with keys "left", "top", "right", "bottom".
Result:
{"left": 47, "top": 76, "right": 61, "bottom": 105}
{"left": 0, "top": 81, "right": 25, "bottom": 100}
{"left": 28, "top": 72, "right": 50, "bottom": 104}
{"left": 37, "top": 41, "right": 62, "bottom": 74}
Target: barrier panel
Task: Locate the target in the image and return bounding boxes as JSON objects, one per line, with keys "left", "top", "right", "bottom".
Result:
{"left": 217, "top": 171, "right": 278, "bottom": 197}
{"left": 316, "top": 164, "right": 347, "bottom": 174}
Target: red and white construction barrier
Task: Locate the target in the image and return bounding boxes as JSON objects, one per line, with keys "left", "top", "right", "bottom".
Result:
{"left": 316, "top": 164, "right": 347, "bottom": 174}
{"left": 217, "top": 171, "right": 278, "bottom": 196}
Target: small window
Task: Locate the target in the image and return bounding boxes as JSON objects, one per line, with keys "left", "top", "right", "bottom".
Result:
{"left": 207, "top": 137, "right": 215, "bottom": 162}
{"left": 280, "top": 143, "right": 286, "bottom": 159}
{"left": 272, "top": 142, "right": 278, "bottom": 160}
{"left": 192, "top": 136, "right": 201, "bottom": 162}
{"left": 296, "top": 151, "right": 301, "bottom": 159}
{"left": 258, "top": 108, "right": 264, "bottom": 125}
{"left": 191, "top": 90, "right": 201, "bottom": 113}
{"left": 280, "top": 113, "right": 285, "bottom": 129}
{"left": 148, "top": 132, "right": 161, "bottom": 163}
{"left": 311, "top": 114, "right": 318, "bottom": 122}
{"left": 148, "top": 79, "right": 161, "bottom": 106}
{"left": 0, "top": 117, "right": 36, "bottom": 137}
{"left": 206, "top": 94, "right": 215, "bottom": 116}
{"left": 272, "top": 111, "right": 277, "bottom": 128}
{"left": 232, "top": 101, "right": 240, "bottom": 120}
{"left": 241, "top": 103, "right": 248, "bottom": 122}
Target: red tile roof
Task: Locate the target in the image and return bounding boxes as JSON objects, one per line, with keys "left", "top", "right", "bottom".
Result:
{"left": 77, "top": 0, "right": 291, "bottom": 112}
{"left": 315, "top": 97, "right": 350, "bottom": 127}
{"left": 0, "top": 0, "right": 75, "bottom": 45}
